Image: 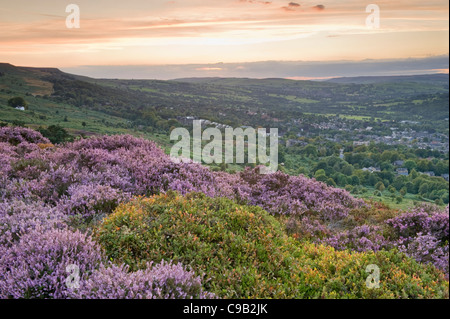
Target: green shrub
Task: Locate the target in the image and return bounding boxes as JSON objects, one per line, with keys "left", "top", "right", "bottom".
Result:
{"left": 95, "top": 193, "right": 449, "bottom": 299}
{"left": 95, "top": 192, "right": 306, "bottom": 298}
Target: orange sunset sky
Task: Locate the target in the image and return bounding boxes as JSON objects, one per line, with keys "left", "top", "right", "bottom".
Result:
{"left": 0, "top": 0, "right": 448, "bottom": 77}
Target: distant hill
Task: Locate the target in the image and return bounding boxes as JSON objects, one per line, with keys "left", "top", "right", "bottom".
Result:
{"left": 326, "top": 74, "right": 449, "bottom": 85}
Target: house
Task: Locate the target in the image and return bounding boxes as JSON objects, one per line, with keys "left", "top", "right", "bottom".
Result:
{"left": 15, "top": 106, "right": 25, "bottom": 111}
{"left": 363, "top": 167, "right": 381, "bottom": 173}
{"left": 423, "top": 171, "right": 435, "bottom": 177}
{"left": 441, "top": 174, "right": 449, "bottom": 181}
{"left": 353, "top": 141, "right": 370, "bottom": 146}
{"left": 393, "top": 160, "right": 404, "bottom": 166}
{"left": 396, "top": 168, "right": 409, "bottom": 176}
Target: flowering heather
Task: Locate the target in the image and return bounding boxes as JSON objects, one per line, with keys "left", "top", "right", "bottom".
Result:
{"left": 386, "top": 204, "right": 449, "bottom": 275}
{"left": 0, "top": 227, "right": 103, "bottom": 299}
{"left": 0, "top": 200, "right": 66, "bottom": 246}
{"left": 70, "top": 261, "right": 215, "bottom": 299}
{"left": 57, "top": 184, "right": 131, "bottom": 219}
{"left": 237, "top": 168, "right": 366, "bottom": 220}
{"left": 323, "top": 225, "right": 389, "bottom": 252}
{"left": 386, "top": 204, "right": 449, "bottom": 242}
{"left": 0, "top": 126, "right": 51, "bottom": 145}
{"left": 1, "top": 130, "right": 364, "bottom": 219}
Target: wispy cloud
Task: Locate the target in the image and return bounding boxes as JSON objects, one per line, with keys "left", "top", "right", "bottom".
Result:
{"left": 312, "top": 5, "right": 325, "bottom": 11}
{"left": 281, "top": 2, "right": 301, "bottom": 11}
{"left": 0, "top": 0, "right": 448, "bottom": 67}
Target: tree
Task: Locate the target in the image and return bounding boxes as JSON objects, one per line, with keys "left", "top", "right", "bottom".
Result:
{"left": 387, "top": 185, "right": 396, "bottom": 193}
{"left": 351, "top": 175, "right": 360, "bottom": 186}
{"left": 399, "top": 187, "right": 407, "bottom": 196}
{"left": 8, "top": 97, "right": 28, "bottom": 110}
{"left": 404, "top": 160, "right": 417, "bottom": 172}
{"left": 410, "top": 169, "right": 419, "bottom": 180}
{"left": 303, "top": 145, "right": 317, "bottom": 157}
{"left": 314, "top": 169, "right": 326, "bottom": 178}
{"left": 82, "top": 121, "right": 87, "bottom": 127}
{"left": 419, "top": 183, "right": 429, "bottom": 196}
{"left": 367, "top": 174, "right": 378, "bottom": 186}
{"left": 38, "top": 125, "right": 74, "bottom": 144}
{"left": 326, "top": 178, "right": 336, "bottom": 187}
{"left": 375, "top": 181, "right": 385, "bottom": 192}
{"left": 417, "top": 159, "right": 431, "bottom": 172}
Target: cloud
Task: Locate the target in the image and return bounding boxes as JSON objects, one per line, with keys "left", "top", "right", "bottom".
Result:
{"left": 1, "top": 0, "right": 448, "bottom": 67}
{"left": 239, "top": 0, "right": 272, "bottom": 5}
{"left": 195, "top": 67, "right": 224, "bottom": 71}
{"left": 312, "top": 4, "right": 325, "bottom": 11}
{"left": 282, "top": 2, "right": 301, "bottom": 11}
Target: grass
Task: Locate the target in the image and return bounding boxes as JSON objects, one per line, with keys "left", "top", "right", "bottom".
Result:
{"left": 353, "top": 186, "right": 440, "bottom": 211}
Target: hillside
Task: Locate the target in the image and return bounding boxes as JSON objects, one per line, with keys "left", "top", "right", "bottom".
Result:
{"left": 0, "top": 127, "right": 448, "bottom": 299}
{"left": 1, "top": 64, "right": 449, "bottom": 138}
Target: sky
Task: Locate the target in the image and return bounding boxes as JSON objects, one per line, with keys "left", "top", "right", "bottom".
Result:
{"left": 0, "top": 0, "right": 448, "bottom": 79}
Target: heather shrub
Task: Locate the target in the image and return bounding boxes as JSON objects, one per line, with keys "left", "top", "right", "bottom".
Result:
{"left": 10, "top": 157, "right": 49, "bottom": 180}
{"left": 0, "top": 200, "right": 66, "bottom": 246}
{"left": 323, "top": 225, "right": 389, "bottom": 252}
{"left": 0, "top": 130, "right": 366, "bottom": 219}
{"left": 237, "top": 168, "right": 366, "bottom": 220}
{"left": 95, "top": 193, "right": 449, "bottom": 299}
{"left": 0, "top": 126, "right": 50, "bottom": 145}
{"left": 386, "top": 204, "right": 449, "bottom": 275}
{"left": 70, "top": 260, "right": 215, "bottom": 299}
{"left": 0, "top": 142, "right": 17, "bottom": 175}
{"left": 0, "top": 227, "right": 103, "bottom": 299}
{"left": 386, "top": 204, "right": 449, "bottom": 243}
{"left": 57, "top": 184, "right": 131, "bottom": 220}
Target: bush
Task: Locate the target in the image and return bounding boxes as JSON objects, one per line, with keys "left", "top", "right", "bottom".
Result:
{"left": 70, "top": 260, "right": 215, "bottom": 299}
{"left": 95, "top": 192, "right": 306, "bottom": 298}
{"left": 8, "top": 97, "right": 28, "bottom": 110}
{"left": 57, "top": 184, "right": 131, "bottom": 221}
{"left": 95, "top": 193, "right": 449, "bottom": 299}
{"left": 38, "top": 125, "right": 74, "bottom": 144}
{"left": 0, "top": 126, "right": 50, "bottom": 145}
{"left": 0, "top": 228, "right": 103, "bottom": 299}
{"left": 386, "top": 204, "right": 449, "bottom": 275}
{"left": 0, "top": 200, "right": 66, "bottom": 247}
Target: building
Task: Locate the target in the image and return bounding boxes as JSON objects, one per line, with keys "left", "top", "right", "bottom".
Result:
{"left": 396, "top": 168, "right": 409, "bottom": 176}
{"left": 363, "top": 167, "right": 381, "bottom": 173}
